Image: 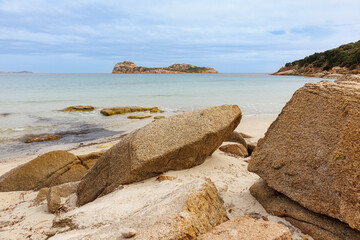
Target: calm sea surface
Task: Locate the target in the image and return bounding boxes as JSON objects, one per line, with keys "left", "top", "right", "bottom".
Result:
{"left": 0, "top": 73, "right": 325, "bottom": 159}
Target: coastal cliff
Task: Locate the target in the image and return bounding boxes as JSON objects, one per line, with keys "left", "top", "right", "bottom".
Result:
{"left": 274, "top": 40, "right": 360, "bottom": 78}
{"left": 112, "top": 61, "right": 218, "bottom": 74}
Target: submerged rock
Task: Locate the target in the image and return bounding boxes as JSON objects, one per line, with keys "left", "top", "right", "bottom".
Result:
{"left": 77, "top": 105, "right": 242, "bottom": 206}
{"left": 100, "top": 106, "right": 160, "bottom": 116}
{"left": 24, "top": 134, "right": 61, "bottom": 143}
{"left": 127, "top": 115, "right": 152, "bottom": 119}
{"left": 248, "top": 81, "right": 360, "bottom": 231}
{"left": 250, "top": 180, "right": 360, "bottom": 240}
{"left": 197, "top": 216, "right": 292, "bottom": 240}
{"left": 61, "top": 105, "right": 95, "bottom": 112}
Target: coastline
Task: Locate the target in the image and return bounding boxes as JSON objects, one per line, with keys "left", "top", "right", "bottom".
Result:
{"left": 0, "top": 114, "right": 313, "bottom": 240}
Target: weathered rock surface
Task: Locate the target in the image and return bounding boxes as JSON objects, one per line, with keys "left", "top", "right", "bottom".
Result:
{"left": 250, "top": 180, "right": 360, "bottom": 240}
{"left": 47, "top": 182, "right": 79, "bottom": 213}
{"left": 52, "top": 178, "right": 228, "bottom": 239}
{"left": 335, "top": 74, "right": 360, "bottom": 84}
{"left": 0, "top": 150, "right": 100, "bottom": 191}
{"left": 100, "top": 106, "right": 160, "bottom": 116}
{"left": 112, "top": 61, "right": 218, "bottom": 74}
{"left": 77, "top": 105, "right": 242, "bottom": 206}
{"left": 77, "top": 151, "right": 103, "bottom": 169}
{"left": 219, "top": 144, "right": 248, "bottom": 157}
{"left": 24, "top": 134, "right": 61, "bottom": 143}
{"left": 248, "top": 81, "right": 360, "bottom": 231}
{"left": 34, "top": 187, "right": 49, "bottom": 205}
{"left": 225, "top": 131, "right": 247, "bottom": 148}
{"left": 197, "top": 216, "right": 292, "bottom": 240}
{"left": 61, "top": 105, "right": 95, "bottom": 112}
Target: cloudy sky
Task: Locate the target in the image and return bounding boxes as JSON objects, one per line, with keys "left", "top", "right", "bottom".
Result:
{"left": 1, "top": 0, "right": 360, "bottom": 73}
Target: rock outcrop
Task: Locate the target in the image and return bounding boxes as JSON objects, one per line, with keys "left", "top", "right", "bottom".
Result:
{"left": 197, "top": 216, "right": 292, "bottom": 240}
{"left": 273, "top": 40, "right": 360, "bottom": 78}
{"left": 112, "top": 61, "right": 218, "bottom": 74}
{"left": 0, "top": 151, "right": 102, "bottom": 191}
{"left": 248, "top": 81, "right": 360, "bottom": 231}
{"left": 77, "top": 105, "right": 242, "bottom": 206}
{"left": 250, "top": 180, "right": 360, "bottom": 240}
{"left": 335, "top": 74, "right": 360, "bottom": 84}
{"left": 52, "top": 178, "right": 228, "bottom": 239}
{"left": 100, "top": 106, "right": 161, "bottom": 116}
{"left": 61, "top": 105, "right": 95, "bottom": 112}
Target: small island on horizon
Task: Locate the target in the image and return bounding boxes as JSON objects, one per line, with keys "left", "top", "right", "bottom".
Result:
{"left": 112, "top": 61, "right": 218, "bottom": 74}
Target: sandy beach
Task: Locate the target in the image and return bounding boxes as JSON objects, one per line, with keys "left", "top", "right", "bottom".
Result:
{"left": 0, "top": 115, "right": 310, "bottom": 240}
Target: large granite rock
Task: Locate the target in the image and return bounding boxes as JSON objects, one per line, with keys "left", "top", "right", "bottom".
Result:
{"left": 77, "top": 105, "right": 242, "bottom": 206}
{"left": 248, "top": 81, "right": 360, "bottom": 231}
{"left": 197, "top": 216, "right": 292, "bottom": 240}
{"left": 0, "top": 151, "right": 101, "bottom": 191}
{"left": 250, "top": 180, "right": 360, "bottom": 240}
{"left": 51, "top": 178, "right": 228, "bottom": 239}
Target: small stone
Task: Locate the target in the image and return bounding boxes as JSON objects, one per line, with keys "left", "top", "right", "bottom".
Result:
{"left": 219, "top": 144, "right": 248, "bottom": 157}
{"left": 120, "top": 228, "right": 136, "bottom": 238}
{"left": 153, "top": 116, "right": 165, "bottom": 119}
{"left": 47, "top": 182, "right": 79, "bottom": 213}
{"left": 225, "top": 131, "right": 247, "bottom": 148}
{"left": 156, "top": 175, "right": 177, "bottom": 181}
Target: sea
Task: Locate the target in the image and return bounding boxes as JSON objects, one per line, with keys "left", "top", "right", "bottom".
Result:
{"left": 0, "top": 73, "right": 325, "bottom": 160}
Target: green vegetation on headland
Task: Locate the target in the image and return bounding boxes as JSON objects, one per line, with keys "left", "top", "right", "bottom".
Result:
{"left": 112, "top": 61, "right": 218, "bottom": 74}
{"left": 275, "top": 40, "right": 360, "bottom": 77}
{"left": 286, "top": 40, "right": 360, "bottom": 70}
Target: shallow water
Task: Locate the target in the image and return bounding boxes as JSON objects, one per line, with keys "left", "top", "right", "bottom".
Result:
{"left": 0, "top": 73, "right": 325, "bottom": 159}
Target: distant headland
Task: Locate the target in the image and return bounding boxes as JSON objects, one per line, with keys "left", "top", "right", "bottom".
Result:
{"left": 112, "top": 61, "right": 218, "bottom": 74}
{"left": 0, "top": 71, "right": 33, "bottom": 74}
{"left": 274, "top": 40, "right": 360, "bottom": 79}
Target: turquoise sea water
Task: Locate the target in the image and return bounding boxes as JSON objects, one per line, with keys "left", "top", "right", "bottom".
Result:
{"left": 0, "top": 73, "right": 324, "bottom": 159}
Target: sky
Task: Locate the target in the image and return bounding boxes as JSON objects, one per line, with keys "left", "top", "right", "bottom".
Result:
{"left": 1, "top": 0, "right": 360, "bottom": 73}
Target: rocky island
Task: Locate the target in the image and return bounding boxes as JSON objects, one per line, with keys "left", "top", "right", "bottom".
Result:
{"left": 274, "top": 40, "right": 360, "bottom": 79}
{"left": 112, "top": 61, "right": 218, "bottom": 74}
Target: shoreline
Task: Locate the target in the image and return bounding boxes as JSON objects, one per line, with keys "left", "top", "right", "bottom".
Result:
{"left": 0, "top": 114, "right": 312, "bottom": 240}
{"left": 0, "top": 115, "right": 276, "bottom": 173}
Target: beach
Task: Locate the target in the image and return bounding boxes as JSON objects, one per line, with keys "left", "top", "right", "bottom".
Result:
{"left": 0, "top": 74, "right": 330, "bottom": 239}
{"left": 0, "top": 114, "right": 311, "bottom": 239}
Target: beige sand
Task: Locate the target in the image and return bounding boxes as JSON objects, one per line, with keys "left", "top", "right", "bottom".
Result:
{"left": 0, "top": 116, "right": 310, "bottom": 239}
